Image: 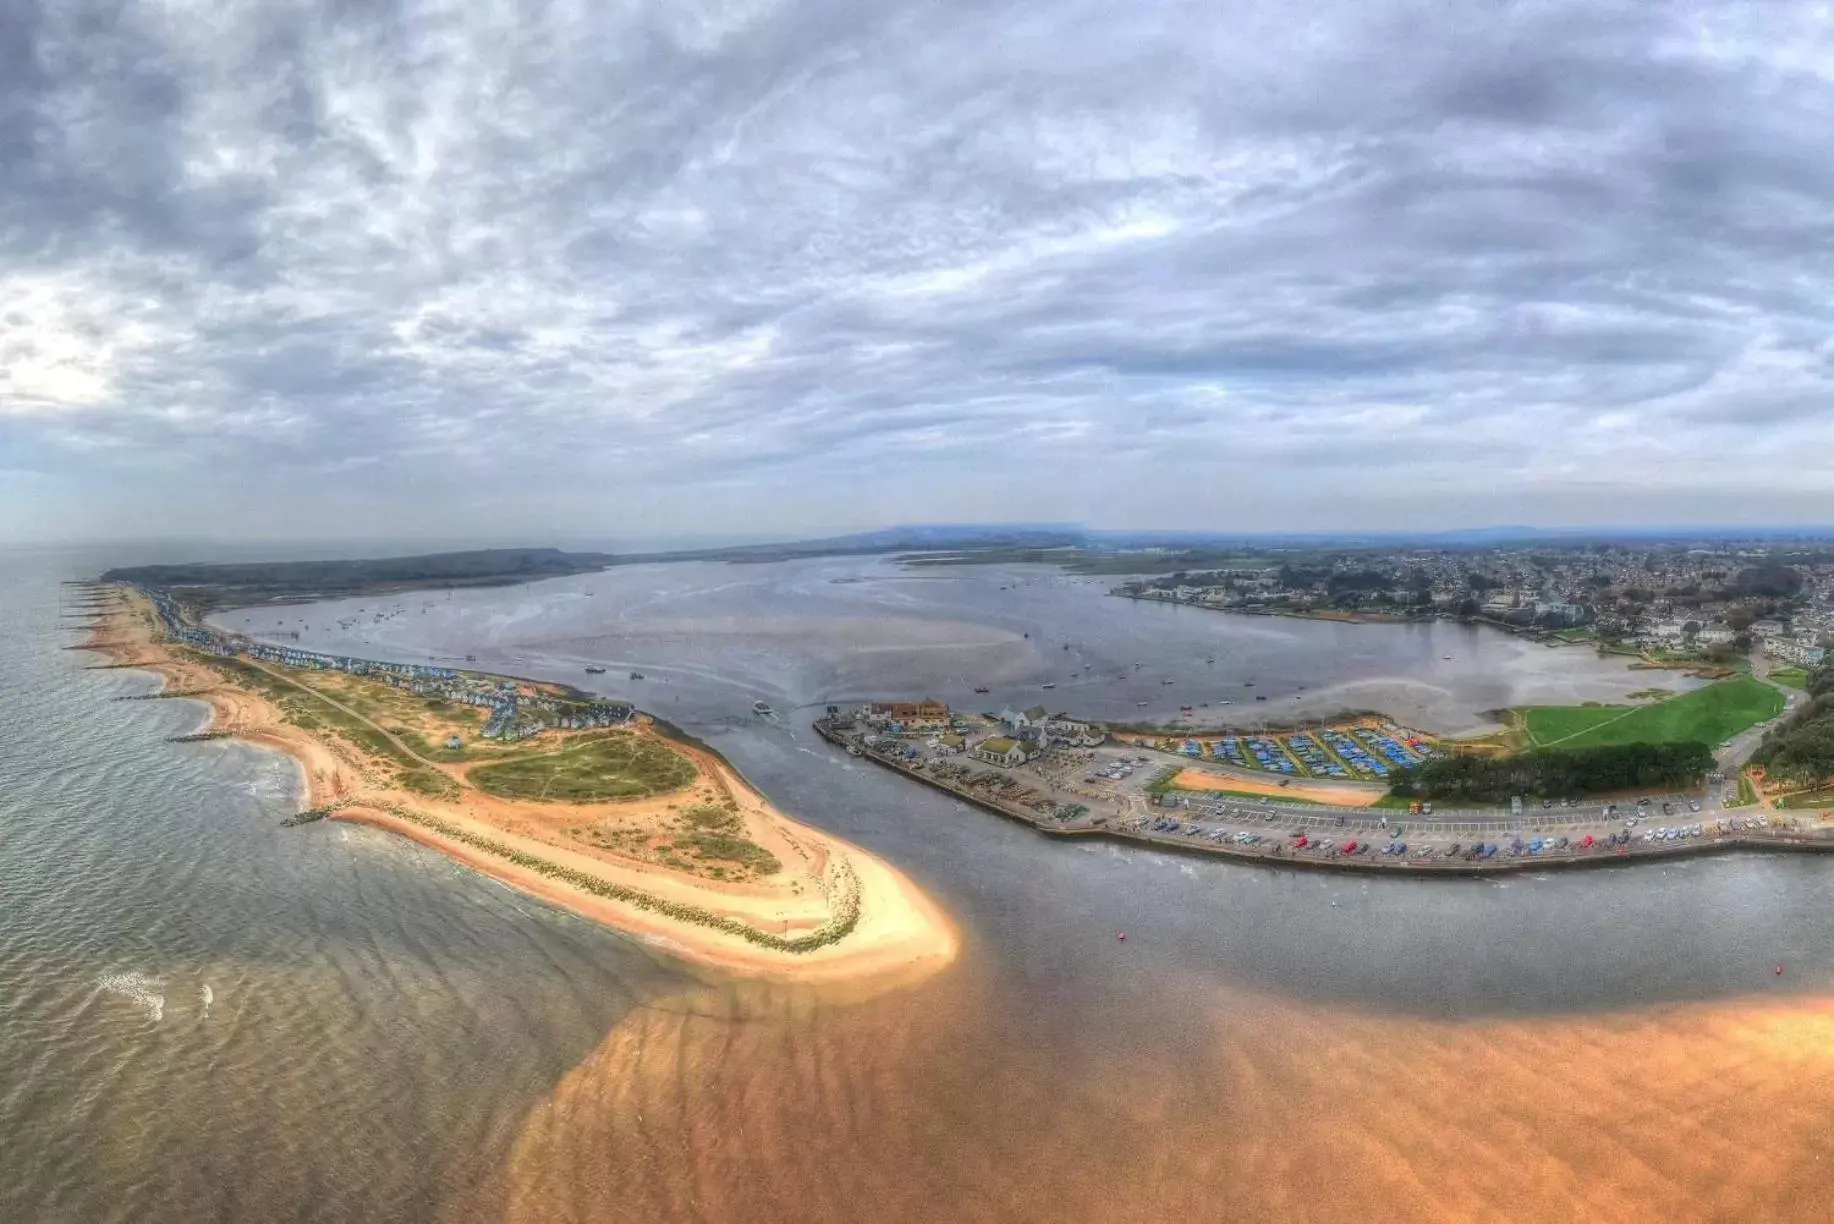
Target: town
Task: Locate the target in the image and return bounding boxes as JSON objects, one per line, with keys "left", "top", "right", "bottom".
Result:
{"left": 1109, "top": 540, "right": 1834, "bottom": 669}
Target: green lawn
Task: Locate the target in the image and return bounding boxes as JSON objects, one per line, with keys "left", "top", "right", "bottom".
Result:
{"left": 469, "top": 732, "right": 697, "bottom": 802}
{"left": 1769, "top": 667, "right": 1811, "bottom": 692}
{"left": 1521, "top": 677, "right": 1784, "bottom": 750}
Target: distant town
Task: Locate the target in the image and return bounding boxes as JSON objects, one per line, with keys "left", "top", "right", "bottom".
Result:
{"left": 1110, "top": 541, "right": 1833, "bottom": 668}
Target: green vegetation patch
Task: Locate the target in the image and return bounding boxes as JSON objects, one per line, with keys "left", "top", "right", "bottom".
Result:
{"left": 1184, "top": 786, "right": 1329, "bottom": 807}
{"left": 397, "top": 769, "right": 460, "bottom": 801}
{"left": 665, "top": 831, "right": 781, "bottom": 876}
{"left": 469, "top": 732, "right": 697, "bottom": 802}
{"left": 1390, "top": 741, "right": 1716, "bottom": 804}
{"left": 1522, "top": 677, "right": 1783, "bottom": 750}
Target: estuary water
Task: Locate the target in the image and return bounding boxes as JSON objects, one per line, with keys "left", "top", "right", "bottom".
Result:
{"left": 9, "top": 550, "right": 1834, "bottom": 1222}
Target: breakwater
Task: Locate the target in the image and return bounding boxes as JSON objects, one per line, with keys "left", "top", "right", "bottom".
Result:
{"left": 814, "top": 720, "right": 1834, "bottom": 877}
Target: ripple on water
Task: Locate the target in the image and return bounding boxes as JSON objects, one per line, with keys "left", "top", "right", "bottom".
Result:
{"left": 94, "top": 973, "right": 166, "bottom": 1024}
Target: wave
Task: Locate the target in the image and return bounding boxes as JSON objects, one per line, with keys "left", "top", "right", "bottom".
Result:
{"left": 95, "top": 972, "right": 166, "bottom": 1023}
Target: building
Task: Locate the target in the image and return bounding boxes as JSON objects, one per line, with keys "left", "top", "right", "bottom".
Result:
{"left": 972, "top": 736, "right": 1029, "bottom": 767}
{"left": 1044, "top": 714, "right": 1106, "bottom": 747}
{"left": 863, "top": 700, "right": 952, "bottom": 731}
{"left": 1000, "top": 705, "right": 1050, "bottom": 731}
{"left": 1770, "top": 638, "right": 1827, "bottom": 668}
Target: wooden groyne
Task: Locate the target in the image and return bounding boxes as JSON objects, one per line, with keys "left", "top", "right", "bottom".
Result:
{"left": 814, "top": 720, "right": 1834, "bottom": 878}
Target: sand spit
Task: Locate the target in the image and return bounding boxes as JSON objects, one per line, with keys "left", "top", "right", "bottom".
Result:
{"left": 84, "top": 591, "right": 957, "bottom": 987}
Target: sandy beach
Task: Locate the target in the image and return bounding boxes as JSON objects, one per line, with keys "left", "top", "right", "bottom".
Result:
{"left": 86, "top": 589, "right": 957, "bottom": 988}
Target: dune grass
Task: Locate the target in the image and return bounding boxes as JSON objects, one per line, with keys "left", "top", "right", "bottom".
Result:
{"left": 469, "top": 731, "right": 696, "bottom": 802}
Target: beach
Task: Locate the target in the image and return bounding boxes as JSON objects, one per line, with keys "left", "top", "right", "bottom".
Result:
{"left": 86, "top": 588, "right": 957, "bottom": 987}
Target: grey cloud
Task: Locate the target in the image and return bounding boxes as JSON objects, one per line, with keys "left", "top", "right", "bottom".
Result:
{"left": 6, "top": 0, "right": 1834, "bottom": 542}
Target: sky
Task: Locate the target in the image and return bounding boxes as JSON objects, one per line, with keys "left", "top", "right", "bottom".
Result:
{"left": 5, "top": 0, "right": 1834, "bottom": 546}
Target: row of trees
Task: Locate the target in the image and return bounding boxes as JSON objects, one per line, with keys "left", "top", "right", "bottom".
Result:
{"left": 1390, "top": 742, "right": 1716, "bottom": 803}
{"left": 1751, "top": 659, "right": 1834, "bottom": 786}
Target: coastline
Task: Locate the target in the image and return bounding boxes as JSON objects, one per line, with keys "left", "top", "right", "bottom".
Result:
{"left": 83, "top": 588, "right": 958, "bottom": 988}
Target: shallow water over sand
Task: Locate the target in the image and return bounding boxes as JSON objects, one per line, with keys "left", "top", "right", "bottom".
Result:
{"left": 8, "top": 551, "right": 1830, "bottom": 1221}
{"left": 215, "top": 556, "right": 1701, "bottom": 736}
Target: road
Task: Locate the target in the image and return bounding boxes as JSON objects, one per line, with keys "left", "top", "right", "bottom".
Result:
{"left": 1716, "top": 647, "right": 1807, "bottom": 774}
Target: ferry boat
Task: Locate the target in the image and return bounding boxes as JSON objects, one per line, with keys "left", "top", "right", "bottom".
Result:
{"left": 752, "top": 700, "right": 775, "bottom": 716}
{"left": 584, "top": 665, "right": 606, "bottom": 675}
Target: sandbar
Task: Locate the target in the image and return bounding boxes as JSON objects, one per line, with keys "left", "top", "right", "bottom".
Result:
{"left": 85, "top": 588, "right": 958, "bottom": 988}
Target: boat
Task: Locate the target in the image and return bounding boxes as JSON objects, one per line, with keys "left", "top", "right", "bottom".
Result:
{"left": 752, "top": 700, "right": 775, "bottom": 716}
{"left": 629, "top": 671, "right": 644, "bottom": 680}
{"left": 584, "top": 665, "right": 606, "bottom": 675}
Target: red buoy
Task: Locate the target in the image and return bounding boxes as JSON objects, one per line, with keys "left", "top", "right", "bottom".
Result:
{"left": 1117, "top": 932, "right": 1126, "bottom": 942}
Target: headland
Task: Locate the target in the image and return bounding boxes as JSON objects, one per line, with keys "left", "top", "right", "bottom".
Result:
{"left": 77, "top": 584, "right": 957, "bottom": 987}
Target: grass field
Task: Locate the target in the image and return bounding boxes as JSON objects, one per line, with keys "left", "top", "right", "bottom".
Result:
{"left": 1522, "top": 677, "right": 1784, "bottom": 750}
{"left": 469, "top": 731, "right": 697, "bottom": 802}
{"left": 1769, "top": 667, "right": 1811, "bottom": 691}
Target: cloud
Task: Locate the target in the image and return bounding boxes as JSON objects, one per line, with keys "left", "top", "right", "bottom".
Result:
{"left": 6, "top": 0, "right": 1834, "bottom": 542}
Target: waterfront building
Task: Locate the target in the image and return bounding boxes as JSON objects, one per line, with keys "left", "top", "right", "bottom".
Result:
{"left": 863, "top": 700, "right": 951, "bottom": 730}
{"left": 1000, "top": 705, "right": 1050, "bottom": 732}
{"left": 972, "top": 736, "right": 1029, "bottom": 767}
